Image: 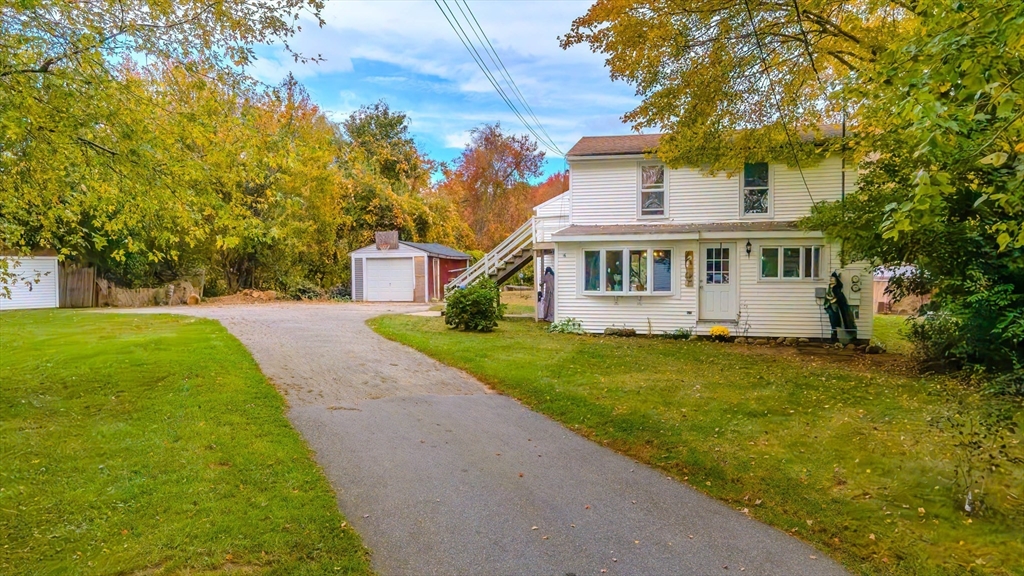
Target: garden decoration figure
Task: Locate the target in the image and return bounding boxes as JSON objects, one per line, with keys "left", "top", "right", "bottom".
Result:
{"left": 823, "top": 271, "right": 857, "bottom": 342}
{"left": 540, "top": 266, "right": 555, "bottom": 322}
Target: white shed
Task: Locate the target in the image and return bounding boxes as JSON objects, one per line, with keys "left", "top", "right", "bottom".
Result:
{"left": 1, "top": 256, "right": 60, "bottom": 311}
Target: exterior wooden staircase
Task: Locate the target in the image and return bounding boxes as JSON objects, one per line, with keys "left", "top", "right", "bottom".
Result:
{"left": 446, "top": 218, "right": 534, "bottom": 291}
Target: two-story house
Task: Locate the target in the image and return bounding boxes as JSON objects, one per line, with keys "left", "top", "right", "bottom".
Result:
{"left": 451, "top": 132, "right": 873, "bottom": 341}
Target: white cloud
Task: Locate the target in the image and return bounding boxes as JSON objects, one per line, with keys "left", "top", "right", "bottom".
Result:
{"left": 250, "top": 0, "right": 640, "bottom": 159}
{"left": 443, "top": 131, "right": 472, "bottom": 149}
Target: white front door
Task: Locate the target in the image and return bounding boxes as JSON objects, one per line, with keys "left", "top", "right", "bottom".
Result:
{"left": 365, "top": 258, "right": 415, "bottom": 302}
{"left": 700, "top": 242, "right": 736, "bottom": 320}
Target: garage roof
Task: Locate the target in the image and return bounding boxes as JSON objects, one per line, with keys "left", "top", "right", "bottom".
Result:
{"left": 400, "top": 242, "right": 471, "bottom": 259}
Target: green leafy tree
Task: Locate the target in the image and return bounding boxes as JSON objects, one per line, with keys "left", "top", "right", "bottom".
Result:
{"left": 807, "top": 0, "right": 1024, "bottom": 375}
{"left": 565, "top": 0, "right": 1023, "bottom": 376}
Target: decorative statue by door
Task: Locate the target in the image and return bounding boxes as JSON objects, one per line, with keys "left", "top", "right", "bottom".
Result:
{"left": 539, "top": 267, "right": 555, "bottom": 322}
{"left": 823, "top": 271, "right": 857, "bottom": 342}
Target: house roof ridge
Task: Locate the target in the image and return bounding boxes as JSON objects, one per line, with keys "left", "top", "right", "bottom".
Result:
{"left": 566, "top": 124, "right": 847, "bottom": 158}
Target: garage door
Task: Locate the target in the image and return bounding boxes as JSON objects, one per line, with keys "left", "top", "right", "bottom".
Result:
{"left": 365, "top": 258, "right": 415, "bottom": 302}
{"left": 0, "top": 257, "right": 60, "bottom": 310}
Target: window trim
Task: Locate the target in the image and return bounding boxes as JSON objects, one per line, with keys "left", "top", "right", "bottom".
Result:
{"left": 581, "top": 247, "right": 675, "bottom": 296}
{"left": 740, "top": 162, "right": 773, "bottom": 219}
{"left": 638, "top": 163, "right": 668, "bottom": 219}
{"left": 759, "top": 245, "right": 824, "bottom": 281}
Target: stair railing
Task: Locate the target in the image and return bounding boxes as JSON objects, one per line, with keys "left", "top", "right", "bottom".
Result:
{"left": 446, "top": 217, "right": 534, "bottom": 292}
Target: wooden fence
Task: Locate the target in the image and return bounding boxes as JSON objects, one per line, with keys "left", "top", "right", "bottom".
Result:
{"left": 57, "top": 263, "right": 204, "bottom": 308}
{"left": 58, "top": 263, "right": 97, "bottom": 308}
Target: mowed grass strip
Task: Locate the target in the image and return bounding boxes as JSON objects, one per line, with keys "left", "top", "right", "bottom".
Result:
{"left": 871, "top": 314, "right": 916, "bottom": 356}
{"left": 370, "top": 315, "right": 1024, "bottom": 576}
{"left": 1, "top": 310, "right": 371, "bottom": 575}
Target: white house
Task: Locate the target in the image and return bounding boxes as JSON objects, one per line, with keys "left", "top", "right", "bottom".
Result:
{"left": 450, "top": 132, "right": 873, "bottom": 341}
{"left": 0, "top": 255, "right": 60, "bottom": 311}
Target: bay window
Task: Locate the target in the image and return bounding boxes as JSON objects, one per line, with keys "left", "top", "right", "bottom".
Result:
{"left": 606, "top": 250, "right": 624, "bottom": 292}
{"left": 582, "top": 249, "right": 673, "bottom": 294}
{"left": 760, "top": 246, "right": 822, "bottom": 280}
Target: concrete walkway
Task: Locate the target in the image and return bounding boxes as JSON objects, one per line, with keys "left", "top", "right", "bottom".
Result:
{"left": 131, "top": 303, "right": 846, "bottom": 576}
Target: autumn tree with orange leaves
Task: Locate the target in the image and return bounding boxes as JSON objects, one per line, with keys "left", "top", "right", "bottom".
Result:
{"left": 438, "top": 123, "right": 549, "bottom": 250}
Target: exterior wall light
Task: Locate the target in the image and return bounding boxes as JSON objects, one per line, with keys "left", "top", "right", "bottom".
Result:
{"left": 745, "top": 240, "right": 752, "bottom": 257}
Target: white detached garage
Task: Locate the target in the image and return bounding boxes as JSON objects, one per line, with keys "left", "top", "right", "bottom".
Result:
{"left": 350, "top": 232, "right": 470, "bottom": 303}
{"left": 1, "top": 256, "right": 60, "bottom": 311}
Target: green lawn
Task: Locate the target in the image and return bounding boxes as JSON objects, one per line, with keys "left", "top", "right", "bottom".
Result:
{"left": 370, "top": 315, "right": 1024, "bottom": 576}
{"left": 1, "top": 310, "right": 371, "bottom": 575}
{"left": 872, "top": 315, "right": 916, "bottom": 355}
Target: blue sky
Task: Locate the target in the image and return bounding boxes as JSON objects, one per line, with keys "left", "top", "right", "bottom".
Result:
{"left": 247, "top": 0, "right": 642, "bottom": 178}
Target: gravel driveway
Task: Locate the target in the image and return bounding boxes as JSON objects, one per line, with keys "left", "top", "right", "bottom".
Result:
{"left": 134, "top": 302, "right": 846, "bottom": 576}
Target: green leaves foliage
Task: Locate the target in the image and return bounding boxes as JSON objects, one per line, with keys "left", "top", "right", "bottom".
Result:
{"left": 444, "top": 278, "right": 505, "bottom": 332}
{"left": 1, "top": 0, "right": 472, "bottom": 294}
{"left": 566, "top": 0, "right": 1023, "bottom": 377}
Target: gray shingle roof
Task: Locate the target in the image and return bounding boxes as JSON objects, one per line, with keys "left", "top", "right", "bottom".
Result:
{"left": 400, "top": 242, "right": 471, "bottom": 259}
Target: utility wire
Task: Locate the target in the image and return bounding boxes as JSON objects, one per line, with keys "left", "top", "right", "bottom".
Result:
{"left": 438, "top": 0, "right": 562, "bottom": 156}
{"left": 741, "top": 0, "right": 817, "bottom": 207}
{"left": 454, "top": 0, "right": 563, "bottom": 155}
{"left": 433, "top": 0, "right": 564, "bottom": 157}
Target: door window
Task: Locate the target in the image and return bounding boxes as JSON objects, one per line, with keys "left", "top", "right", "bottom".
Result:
{"left": 705, "top": 246, "right": 730, "bottom": 284}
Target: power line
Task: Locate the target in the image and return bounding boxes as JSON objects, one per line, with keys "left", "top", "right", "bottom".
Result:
{"left": 741, "top": 0, "right": 816, "bottom": 207}
{"left": 433, "top": 0, "right": 564, "bottom": 157}
{"left": 454, "top": 0, "right": 563, "bottom": 155}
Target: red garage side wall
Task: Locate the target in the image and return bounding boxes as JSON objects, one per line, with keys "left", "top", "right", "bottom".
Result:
{"left": 428, "top": 257, "right": 470, "bottom": 301}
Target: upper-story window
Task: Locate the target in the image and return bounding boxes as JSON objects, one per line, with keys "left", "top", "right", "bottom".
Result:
{"left": 639, "top": 164, "right": 666, "bottom": 217}
{"left": 742, "top": 162, "right": 770, "bottom": 216}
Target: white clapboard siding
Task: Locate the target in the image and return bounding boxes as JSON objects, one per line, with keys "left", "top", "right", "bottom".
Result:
{"left": 737, "top": 241, "right": 873, "bottom": 339}
{"left": 534, "top": 191, "right": 572, "bottom": 243}
{"left": 569, "top": 156, "right": 851, "bottom": 226}
{"left": 569, "top": 160, "right": 639, "bottom": 225}
{"left": 670, "top": 168, "right": 741, "bottom": 222}
{"left": 1, "top": 257, "right": 60, "bottom": 310}
{"left": 737, "top": 240, "right": 834, "bottom": 338}
{"left": 554, "top": 241, "right": 699, "bottom": 334}
{"left": 773, "top": 156, "right": 845, "bottom": 221}
{"left": 554, "top": 239, "right": 873, "bottom": 339}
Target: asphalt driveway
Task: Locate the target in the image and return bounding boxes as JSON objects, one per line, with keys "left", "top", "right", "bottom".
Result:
{"left": 147, "top": 302, "right": 846, "bottom": 576}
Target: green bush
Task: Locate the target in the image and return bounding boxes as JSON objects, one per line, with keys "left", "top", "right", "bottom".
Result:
{"left": 548, "top": 317, "right": 584, "bottom": 334}
{"left": 287, "top": 281, "right": 326, "bottom": 301}
{"left": 444, "top": 278, "right": 505, "bottom": 332}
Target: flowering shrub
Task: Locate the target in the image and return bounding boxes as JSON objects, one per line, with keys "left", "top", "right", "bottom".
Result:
{"left": 709, "top": 325, "right": 731, "bottom": 341}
